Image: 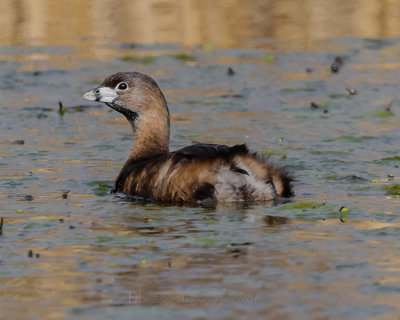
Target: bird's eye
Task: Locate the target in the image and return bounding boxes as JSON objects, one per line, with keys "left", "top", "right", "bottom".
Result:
{"left": 116, "top": 82, "right": 128, "bottom": 91}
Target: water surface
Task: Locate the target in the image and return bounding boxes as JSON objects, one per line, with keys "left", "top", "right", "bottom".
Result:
{"left": 1, "top": 3, "right": 400, "bottom": 320}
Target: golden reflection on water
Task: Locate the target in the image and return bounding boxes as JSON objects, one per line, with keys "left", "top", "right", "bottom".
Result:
{"left": 1, "top": 0, "right": 400, "bottom": 51}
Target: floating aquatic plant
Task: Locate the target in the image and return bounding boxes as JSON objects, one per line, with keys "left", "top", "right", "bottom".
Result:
{"left": 170, "top": 53, "right": 196, "bottom": 62}
{"left": 120, "top": 55, "right": 156, "bottom": 64}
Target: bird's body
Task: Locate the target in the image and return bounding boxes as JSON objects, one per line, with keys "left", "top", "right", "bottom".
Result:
{"left": 83, "top": 72, "right": 293, "bottom": 204}
{"left": 113, "top": 143, "right": 292, "bottom": 203}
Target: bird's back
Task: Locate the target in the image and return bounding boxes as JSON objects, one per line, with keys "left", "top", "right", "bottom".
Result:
{"left": 113, "top": 144, "right": 293, "bottom": 203}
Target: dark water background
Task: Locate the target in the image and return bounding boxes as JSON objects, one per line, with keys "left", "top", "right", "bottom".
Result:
{"left": 1, "top": 1, "right": 400, "bottom": 319}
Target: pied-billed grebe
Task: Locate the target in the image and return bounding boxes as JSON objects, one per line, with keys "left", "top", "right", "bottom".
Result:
{"left": 83, "top": 72, "right": 293, "bottom": 203}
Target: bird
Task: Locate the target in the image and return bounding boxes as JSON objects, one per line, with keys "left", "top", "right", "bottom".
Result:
{"left": 83, "top": 72, "right": 293, "bottom": 204}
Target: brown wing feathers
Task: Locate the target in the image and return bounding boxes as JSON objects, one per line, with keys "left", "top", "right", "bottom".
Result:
{"left": 113, "top": 144, "right": 293, "bottom": 203}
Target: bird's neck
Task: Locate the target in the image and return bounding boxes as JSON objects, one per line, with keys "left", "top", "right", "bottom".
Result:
{"left": 127, "top": 102, "right": 170, "bottom": 160}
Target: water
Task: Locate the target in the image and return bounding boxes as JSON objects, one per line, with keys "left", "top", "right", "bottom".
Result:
{"left": 1, "top": 3, "right": 400, "bottom": 319}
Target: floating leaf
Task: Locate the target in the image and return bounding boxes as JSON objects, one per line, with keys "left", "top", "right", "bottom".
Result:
{"left": 204, "top": 220, "right": 218, "bottom": 225}
{"left": 86, "top": 180, "right": 112, "bottom": 196}
{"left": 175, "top": 133, "right": 201, "bottom": 139}
{"left": 170, "top": 54, "right": 196, "bottom": 62}
{"left": 383, "top": 184, "right": 400, "bottom": 196}
{"left": 202, "top": 44, "right": 213, "bottom": 54}
{"left": 97, "top": 235, "right": 114, "bottom": 243}
{"left": 279, "top": 201, "right": 326, "bottom": 210}
{"left": 371, "top": 110, "right": 395, "bottom": 118}
{"left": 281, "top": 87, "right": 316, "bottom": 93}
{"left": 329, "top": 93, "right": 347, "bottom": 99}
{"left": 121, "top": 55, "right": 156, "bottom": 64}
{"left": 195, "top": 237, "right": 219, "bottom": 243}
{"left": 334, "top": 136, "right": 374, "bottom": 142}
{"left": 380, "top": 156, "right": 400, "bottom": 162}
{"left": 265, "top": 54, "right": 275, "bottom": 62}
{"left": 339, "top": 206, "right": 348, "bottom": 214}
{"left": 24, "top": 222, "right": 40, "bottom": 230}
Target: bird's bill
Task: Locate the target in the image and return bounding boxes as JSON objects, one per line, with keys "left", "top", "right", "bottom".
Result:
{"left": 82, "top": 86, "right": 117, "bottom": 103}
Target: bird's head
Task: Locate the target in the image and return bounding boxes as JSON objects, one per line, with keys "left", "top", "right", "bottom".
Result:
{"left": 83, "top": 72, "right": 168, "bottom": 122}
